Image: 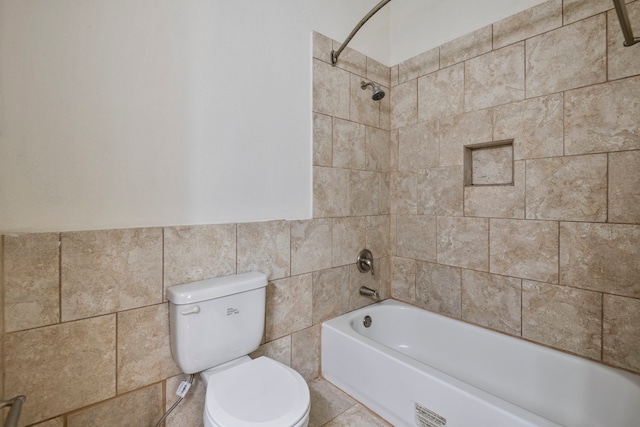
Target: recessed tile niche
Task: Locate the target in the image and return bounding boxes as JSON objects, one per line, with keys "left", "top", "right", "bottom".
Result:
{"left": 464, "top": 140, "right": 514, "bottom": 186}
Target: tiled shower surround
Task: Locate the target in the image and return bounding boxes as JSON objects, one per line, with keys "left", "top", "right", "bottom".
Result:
{"left": 1, "top": 0, "right": 639, "bottom": 425}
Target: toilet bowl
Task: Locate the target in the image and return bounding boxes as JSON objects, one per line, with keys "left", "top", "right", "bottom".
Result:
{"left": 202, "top": 356, "right": 310, "bottom": 427}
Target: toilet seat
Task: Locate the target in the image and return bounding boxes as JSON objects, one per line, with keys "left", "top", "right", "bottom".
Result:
{"left": 204, "top": 357, "right": 310, "bottom": 427}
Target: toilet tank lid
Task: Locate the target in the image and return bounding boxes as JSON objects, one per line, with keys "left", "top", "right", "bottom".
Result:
{"left": 166, "top": 271, "right": 267, "bottom": 305}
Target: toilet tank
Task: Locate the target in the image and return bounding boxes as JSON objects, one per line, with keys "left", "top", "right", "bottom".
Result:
{"left": 167, "top": 271, "right": 268, "bottom": 374}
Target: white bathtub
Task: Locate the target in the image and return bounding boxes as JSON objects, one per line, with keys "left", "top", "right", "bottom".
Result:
{"left": 321, "top": 299, "right": 640, "bottom": 427}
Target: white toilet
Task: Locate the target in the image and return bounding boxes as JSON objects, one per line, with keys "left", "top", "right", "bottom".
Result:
{"left": 167, "top": 271, "right": 310, "bottom": 427}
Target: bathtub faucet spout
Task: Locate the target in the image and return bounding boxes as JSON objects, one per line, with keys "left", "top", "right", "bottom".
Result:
{"left": 359, "top": 286, "right": 379, "bottom": 300}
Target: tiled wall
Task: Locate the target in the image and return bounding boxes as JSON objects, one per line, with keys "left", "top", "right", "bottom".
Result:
{"left": 2, "top": 0, "right": 639, "bottom": 425}
{"left": 389, "top": 0, "right": 640, "bottom": 374}
{"left": 0, "top": 34, "right": 391, "bottom": 427}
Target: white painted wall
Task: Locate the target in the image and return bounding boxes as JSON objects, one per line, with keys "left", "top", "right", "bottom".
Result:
{"left": 0, "top": 0, "right": 545, "bottom": 232}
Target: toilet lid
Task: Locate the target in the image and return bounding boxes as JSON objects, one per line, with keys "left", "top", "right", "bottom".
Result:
{"left": 205, "top": 357, "right": 310, "bottom": 427}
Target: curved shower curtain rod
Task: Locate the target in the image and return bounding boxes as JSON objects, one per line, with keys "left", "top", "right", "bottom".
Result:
{"left": 331, "top": 0, "right": 392, "bottom": 66}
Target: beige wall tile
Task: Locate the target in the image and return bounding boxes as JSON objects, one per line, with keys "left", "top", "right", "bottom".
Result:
{"left": 378, "top": 172, "right": 391, "bottom": 215}
{"left": 390, "top": 171, "right": 417, "bottom": 214}
{"left": 379, "top": 85, "right": 391, "bottom": 130}
{"left": 390, "top": 128, "right": 399, "bottom": 171}
{"left": 490, "top": 218, "right": 559, "bottom": 283}
{"left": 313, "top": 113, "right": 333, "bottom": 167}
{"left": 390, "top": 79, "right": 417, "bottom": 129}
{"left": 291, "top": 324, "right": 321, "bottom": 381}
{"left": 465, "top": 43, "right": 525, "bottom": 111}
{"left": 464, "top": 161, "right": 525, "bottom": 219}
{"left": 398, "top": 120, "right": 439, "bottom": 171}
{"left": 564, "top": 0, "right": 613, "bottom": 24}
{"left": 61, "top": 228, "right": 162, "bottom": 322}
{"left": 313, "top": 59, "right": 350, "bottom": 120}
{"left": 494, "top": 94, "right": 564, "bottom": 160}
{"left": 365, "top": 126, "right": 389, "bottom": 172}
{"left": 565, "top": 77, "right": 640, "bottom": 155}
{"left": 237, "top": 220, "right": 290, "bottom": 280}
{"left": 390, "top": 65, "right": 399, "bottom": 87}
{"left": 560, "top": 222, "right": 640, "bottom": 297}
{"left": 4, "top": 315, "right": 116, "bottom": 425}
{"left": 462, "top": 270, "right": 522, "bottom": 335}
{"left": 493, "top": 0, "right": 562, "bottom": 49}
{"left": 3, "top": 233, "right": 59, "bottom": 332}
{"left": 609, "top": 150, "right": 640, "bottom": 224}
{"left": 265, "top": 274, "right": 312, "bottom": 341}
{"left": 437, "top": 216, "right": 489, "bottom": 271}
{"left": 350, "top": 74, "right": 380, "bottom": 128}
{"left": 251, "top": 335, "right": 291, "bottom": 367}
{"left": 525, "top": 154, "right": 608, "bottom": 222}
{"left": 332, "top": 44, "right": 367, "bottom": 76}
{"left": 603, "top": 294, "right": 640, "bottom": 372}
{"left": 367, "top": 57, "right": 390, "bottom": 88}
{"left": 608, "top": 2, "right": 640, "bottom": 80}
{"left": 471, "top": 144, "right": 513, "bottom": 185}
{"left": 32, "top": 418, "right": 64, "bottom": 427}
{"left": 332, "top": 217, "right": 366, "bottom": 267}
{"left": 526, "top": 15, "right": 606, "bottom": 98}
{"left": 163, "top": 224, "right": 236, "bottom": 289}
{"left": 349, "top": 258, "right": 389, "bottom": 310}
{"left": 416, "top": 262, "right": 462, "bottom": 317}
{"left": 391, "top": 256, "right": 416, "bottom": 303}
{"left": 396, "top": 215, "right": 437, "bottom": 262}
{"left": 313, "top": 31, "right": 333, "bottom": 63}
{"left": 313, "top": 166, "right": 350, "bottom": 218}
{"left": 398, "top": 48, "right": 439, "bottom": 84}
{"left": 291, "top": 219, "right": 333, "bottom": 275}
{"left": 439, "top": 109, "right": 493, "bottom": 167}
{"left": 440, "top": 25, "right": 492, "bottom": 68}
{"left": 312, "top": 266, "right": 350, "bottom": 324}
{"left": 350, "top": 170, "right": 380, "bottom": 216}
{"left": 68, "top": 384, "right": 162, "bottom": 427}
{"left": 417, "top": 166, "right": 464, "bottom": 217}
{"left": 165, "top": 374, "right": 206, "bottom": 427}
{"left": 117, "top": 304, "right": 180, "bottom": 394}
{"left": 523, "top": 281, "right": 602, "bottom": 359}
{"left": 417, "top": 63, "right": 465, "bottom": 123}
{"left": 250, "top": 337, "right": 290, "bottom": 366}
{"left": 366, "top": 215, "right": 390, "bottom": 258}
{"left": 308, "top": 379, "right": 356, "bottom": 427}
{"left": 333, "top": 118, "right": 365, "bottom": 169}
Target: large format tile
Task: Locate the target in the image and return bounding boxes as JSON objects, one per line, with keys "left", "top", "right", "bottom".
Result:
{"left": 313, "top": 113, "right": 333, "bottom": 167}
{"left": 265, "top": 274, "right": 313, "bottom": 341}
{"left": 609, "top": 150, "right": 640, "bottom": 224}
{"left": 416, "top": 262, "right": 462, "bottom": 317}
{"left": 308, "top": 379, "right": 356, "bottom": 427}
{"left": 564, "top": 77, "right": 640, "bottom": 155}
{"left": 564, "top": 0, "right": 614, "bottom": 24}
{"left": 417, "top": 166, "right": 464, "bottom": 217}
{"left": 493, "top": 94, "right": 563, "bottom": 160}
{"left": 366, "top": 126, "right": 390, "bottom": 172}
{"left": 490, "top": 218, "right": 559, "bottom": 283}
{"left": 332, "top": 217, "right": 366, "bottom": 267}
{"left": 398, "top": 47, "right": 439, "bottom": 84}
{"left": 3, "top": 233, "right": 60, "bottom": 332}
{"left": 237, "top": 220, "right": 290, "bottom": 280}
{"left": 390, "top": 172, "right": 417, "bottom": 214}
{"left": 464, "top": 43, "right": 525, "bottom": 111}
{"left": 391, "top": 256, "right": 416, "bottom": 303}
{"left": 61, "top": 228, "right": 163, "bottom": 321}
{"left": 437, "top": 216, "right": 489, "bottom": 271}
{"left": 390, "top": 79, "right": 417, "bottom": 129}
{"left": 323, "top": 404, "right": 392, "bottom": 427}
{"left": 525, "top": 154, "right": 607, "bottom": 222}
{"left": 396, "top": 215, "right": 437, "bottom": 262}
{"left": 291, "top": 324, "right": 321, "bottom": 381}
{"left": 313, "top": 167, "right": 350, "bottom": 218}
{"left": 461, "top": 270, "right": 522, "bottom": 335}
{"left": 608, "top": 2, "right": 640, "bottom": 80}
{"left": 440, "top": 25, "right": 492, "bottom": 68}
{"left": 333, "top": 118, "right": 365, "bottom": 169}
{"left": 439, "top": 109, "right": 493, "bottom": 167}
{"left": 67, "top": 384, "right": 162, "bottom": 427}
{"left": 493, "top": 0, "right": 562, "bottom": 49}
{"left": 526, "top": 15, "right": 606, "bottom": 97}
{"left": 464, "top": 161, "right": 525, "bottom": 219}
{"left": 350, "top": 170, "right": 380, "bottom": 216}
{"left": 4, "top": 315, "right": 116, "bottom": 425}
{"left": 117, "top": 304, "right": 180, "bottom": 394}
{"left": 522, "top": 281, "right": 602, "bottom": 359}
{"left": 313, "top": 59, "right": 350, "bottom": 119}
{"left": 560, "top": 222, "right": 640, "bottom": 298}
{"left": 312, "top": 266, "right": 350, "bottom": 324}
{"left": 163, "top": 224, "right": 236, "bottom": 289}
{"left": 603, "top": 294, "right": 640, "bottom": 372}
{"left": 398, "top": 120, "right": 439, "bottom": 172}
{"left": 350, "top": 74, "right": 380, "bottom": 128}
{"left": 417, "top": 64, "right": 465, "bottom": 122}
{"left": 291, "top": 219, "right": 333, "bottom": 275}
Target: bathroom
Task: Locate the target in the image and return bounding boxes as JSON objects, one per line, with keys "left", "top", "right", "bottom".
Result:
{"left": 1, "top": 0, "right": 639, "bottom": 425}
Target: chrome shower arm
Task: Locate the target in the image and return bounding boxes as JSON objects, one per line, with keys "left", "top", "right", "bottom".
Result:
{"left": 331, "top": 0, "right": 392, "bottom": 66}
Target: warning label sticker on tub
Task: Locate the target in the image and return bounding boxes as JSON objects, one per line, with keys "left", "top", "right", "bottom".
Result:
{"left": 415, "top": 403, "right": 447, "bottom": 427}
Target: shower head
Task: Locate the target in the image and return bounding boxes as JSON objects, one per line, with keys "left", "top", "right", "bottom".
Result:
{"left": 360, "top": 81, "right": 385, "bottom": 101}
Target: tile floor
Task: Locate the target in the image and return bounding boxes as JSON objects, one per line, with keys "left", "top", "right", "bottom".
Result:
{"left": 309, "top": 378, "right": 392, "bottom": 427}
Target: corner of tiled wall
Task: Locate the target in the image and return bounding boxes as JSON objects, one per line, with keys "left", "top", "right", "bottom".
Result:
{"left": 388, "top": 0, "right": 640, "bottom": 375}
